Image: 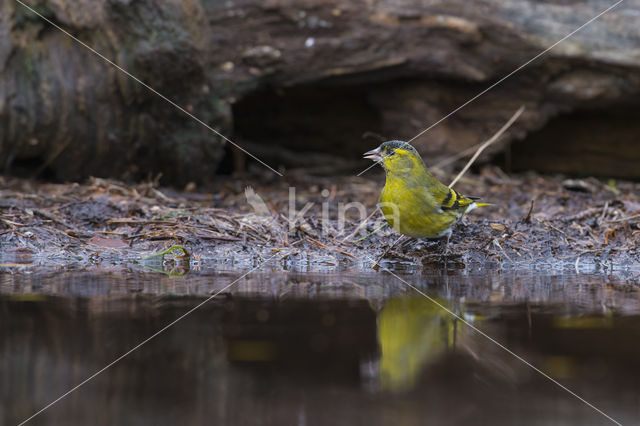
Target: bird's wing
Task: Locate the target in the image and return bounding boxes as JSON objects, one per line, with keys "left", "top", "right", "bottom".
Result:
{"left": 418, "top": 171, "right": 474, "bottom": 212}
{"left": 438, "top": 187, "right": 475, "bottom": 212}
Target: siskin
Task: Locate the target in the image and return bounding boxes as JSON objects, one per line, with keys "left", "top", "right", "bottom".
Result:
{"left": 364, "top": 140, "right": 489, "bottom": 246}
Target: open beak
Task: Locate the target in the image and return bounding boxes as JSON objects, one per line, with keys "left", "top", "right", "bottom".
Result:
{"left": 363, "top": 147, "right": 382, "bottom": 162}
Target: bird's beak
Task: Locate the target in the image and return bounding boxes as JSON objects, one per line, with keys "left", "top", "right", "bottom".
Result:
{"left": 363, "top": 147, "right": 382, "bottom": 162}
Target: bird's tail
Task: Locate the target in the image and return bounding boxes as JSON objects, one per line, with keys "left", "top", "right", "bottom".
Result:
{"left": 464, "top": 201, "right": 492, "bottom": 214}
{"left": 467, "top": 196, "right": 492, "bottom": 208}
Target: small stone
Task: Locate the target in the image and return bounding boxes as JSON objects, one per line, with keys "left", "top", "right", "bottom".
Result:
{"left": 220, "top": 61, "right": 234, "bottom": 72}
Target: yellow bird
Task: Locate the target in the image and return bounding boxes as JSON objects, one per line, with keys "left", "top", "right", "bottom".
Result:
{"left": 364, "top": 140, "right": 489, "bottom": 246}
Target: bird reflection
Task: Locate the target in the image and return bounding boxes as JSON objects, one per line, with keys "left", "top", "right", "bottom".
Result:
{"left": 377, "top": 297, "right": 459, "bottom": 392}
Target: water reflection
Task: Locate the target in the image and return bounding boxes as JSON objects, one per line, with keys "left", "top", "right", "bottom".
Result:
{"left": 378, "top": 297, "right": 458, "bottom": 392}
{"left": 222, "top": 298, "right": 377, "bottom": 381}
{"left": 1, "top": 272, "right": 640, "bottom": 425}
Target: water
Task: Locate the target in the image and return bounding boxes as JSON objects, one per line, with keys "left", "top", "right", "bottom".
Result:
{"left": 1, "top": 270, "right": 639, "bottom": 426}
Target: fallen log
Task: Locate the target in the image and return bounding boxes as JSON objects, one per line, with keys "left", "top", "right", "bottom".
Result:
{"left": 2, "top": 0, "right": 640, "bottom": 182}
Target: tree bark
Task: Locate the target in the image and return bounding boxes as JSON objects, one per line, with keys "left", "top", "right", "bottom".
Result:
{"left": 206, "top": 0, "right": 640, "bottom": 177}
{"left": 1, "top": 0, "right": 228, "bottom": 184}
{"left": 2, "top": 0, "right": 640, "bottom": 182}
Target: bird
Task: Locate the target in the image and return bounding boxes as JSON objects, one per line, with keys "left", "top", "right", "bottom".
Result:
{"left": 364, "top": 140, "right": 489, "bottom": 250}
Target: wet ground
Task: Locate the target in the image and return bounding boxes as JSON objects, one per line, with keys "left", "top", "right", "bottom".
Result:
{"left": 1, "top": 169, "right": 639, "bottom": 275}
{"left": 2, "top": 269, "right": 639, "bottom": 425}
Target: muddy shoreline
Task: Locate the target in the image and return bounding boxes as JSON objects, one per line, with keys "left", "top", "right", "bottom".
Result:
{"left": 1, "top": 169, "right": 639, "bottom": 278}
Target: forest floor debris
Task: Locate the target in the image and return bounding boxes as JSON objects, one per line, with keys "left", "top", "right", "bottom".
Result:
{"left": 1, "top": 168, "right": 639, "bottom": 277}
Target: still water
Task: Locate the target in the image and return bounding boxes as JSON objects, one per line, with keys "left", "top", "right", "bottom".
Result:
{"left": 1, "top": 270, "right": 639, "bottom": 426}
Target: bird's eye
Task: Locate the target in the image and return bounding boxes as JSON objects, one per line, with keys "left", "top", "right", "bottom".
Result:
{"left": 386, "top": 149, "right": 395, "bottom": 156}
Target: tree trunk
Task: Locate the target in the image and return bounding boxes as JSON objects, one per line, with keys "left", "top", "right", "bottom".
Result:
{"left": 2, "top": 0, "right": 640, "bottom": 182}
{"left": 1, "top": 0, "right": 228, "bottom": 184}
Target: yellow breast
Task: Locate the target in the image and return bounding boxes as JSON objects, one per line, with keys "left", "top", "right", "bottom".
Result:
{"left": 379, "top": 177, "right": 460, "bottom": 239}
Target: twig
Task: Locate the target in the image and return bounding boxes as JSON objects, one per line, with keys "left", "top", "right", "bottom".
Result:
{"left": 306, "top": 236, "right": 329, "bottom": 250}
{"left": 373, "top": 234, "right": 407, "bottom": 269}
{"left": 449, "top": 106, "right": 525, "bottom": 188}
{"left": 542, "top": 220, "right": 577, "bottom": 241}
{"left": 151, "top": 188, "right": 172, "bottom": 202}
{"left": 1, "top": 218, "right": 26, "bottom": 227}
{"left": 599, "top": 201, "right": 609, "bottom": 223}
{"left": 606, "top": 213, "right": 640, "bottom": 223}
{"left": 522, "top": 199, "right": 535, "bottom": 224}
{"left": 107, "top": 218, "right": 179, "bottom": 226}
{"left": 33, "top": 208, "right": 79, "bottom": 230}
{"left": 492, "top": 239, "right": 513, "bottom": 263}
{"left": 560, "top": 207, "right": 602, "bottom": 222}
{"left": 40, "top": 225, "right": 85, "bottom": 240}
{"left": 353, "top": 223, "right": 388, "bottom": 243}
{"left": 306, "top": 236, "right": 359, "bottom": 261}
{"left": 191, "top": 233, "right": 241, "bottom": 242}
{"left": 339, "top": 250, "right": 359, "bottom": 260}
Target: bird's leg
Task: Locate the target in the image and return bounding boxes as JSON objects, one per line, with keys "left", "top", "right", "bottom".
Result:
{"left": 373, "top": 234, "right": 409, "bottom": 269}
{"left": 412, "top": 238, "right": 429, "bottom": 251}
{"left": 441, "top": 229, "right": 452, "bottom": 257}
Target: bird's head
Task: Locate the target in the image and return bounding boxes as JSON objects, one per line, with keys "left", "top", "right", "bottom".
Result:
{"left": 363, "top": 140, "right": 424, "bottom": 175}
